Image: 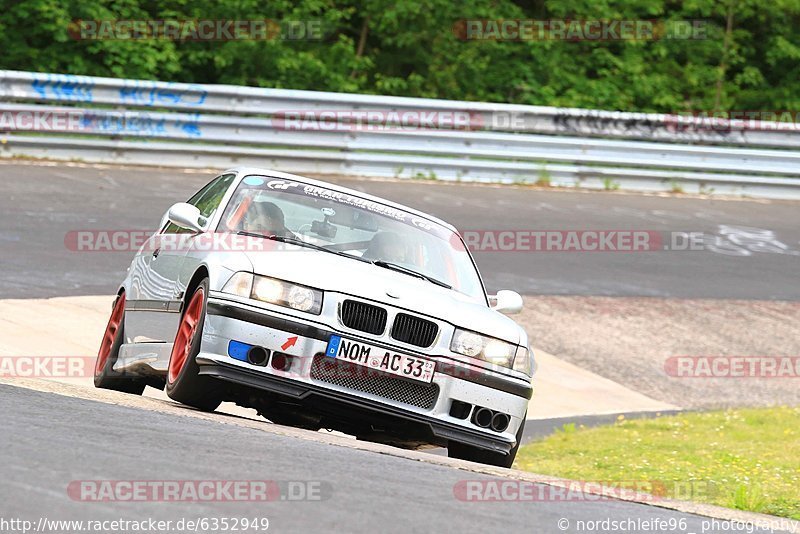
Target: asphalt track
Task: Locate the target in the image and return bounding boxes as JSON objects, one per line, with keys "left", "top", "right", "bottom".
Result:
{"left": 1, "top": 162, "right": 799, "bottom": 300}
{"left": 2, "top": 383, "right": 779, "bottom": 534}
{"left": 1, "top": 162, "right": 798, "bottom": 534}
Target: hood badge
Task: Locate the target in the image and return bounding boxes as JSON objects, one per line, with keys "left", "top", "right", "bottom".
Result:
{"left": 386, "top": 289, "right": 400, "bottom": 299}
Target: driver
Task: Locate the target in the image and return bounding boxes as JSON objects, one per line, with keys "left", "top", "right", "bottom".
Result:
{"left": 363, "top": 231, "right": 407, "bottom": 263}
{"left": 243, "top": 201, "right": 293, "bottom": 237}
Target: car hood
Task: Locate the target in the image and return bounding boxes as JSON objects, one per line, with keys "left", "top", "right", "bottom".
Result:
{"left": 243, "top": 248, "right": 523, "bottom": 345}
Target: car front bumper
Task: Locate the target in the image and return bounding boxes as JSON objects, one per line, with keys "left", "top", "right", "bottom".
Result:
{"left": 198, "top": 295, "right": 533, "bottom": 454}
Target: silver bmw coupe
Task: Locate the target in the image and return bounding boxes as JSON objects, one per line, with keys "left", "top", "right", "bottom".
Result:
{"left": 94, "top": 168, "right": 534, "bottom": 467}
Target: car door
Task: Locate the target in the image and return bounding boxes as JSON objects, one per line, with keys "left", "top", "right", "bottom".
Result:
{"left": 172, "top": 172, "right": 239, "bottom": 305}
{"left": 126, "top": 173, "right": 236, "bottom": 343}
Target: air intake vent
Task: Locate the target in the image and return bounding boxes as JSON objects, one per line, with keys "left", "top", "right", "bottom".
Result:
{"left": 340, "top": 300, "right": 387, "bottom": 335}
{"left": 390, "top": 313, "right": 439, "bottom": 347}
{"left": 311, "top": 355, "right": 439, "bottom": 410}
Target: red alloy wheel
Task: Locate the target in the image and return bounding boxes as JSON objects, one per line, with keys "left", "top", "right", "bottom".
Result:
{"left": 168, "top": 288, "right": 204, "bottom": 384}
{"left": 95, "top": 293, "right": 125, "bottom": 376}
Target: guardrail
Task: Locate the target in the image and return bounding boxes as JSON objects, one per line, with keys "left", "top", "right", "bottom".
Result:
{"left": 1, "top": 70, "right": 799, "bottom": 199}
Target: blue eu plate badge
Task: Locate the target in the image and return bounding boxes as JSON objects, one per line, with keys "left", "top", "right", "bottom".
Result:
{"left": 326, "top": 335, "right": 341, "bottom": 357}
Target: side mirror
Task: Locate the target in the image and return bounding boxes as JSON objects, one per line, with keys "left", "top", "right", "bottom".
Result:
{"left": 490, "top": 290, "right": 523, "bottom": 314}
{"left": 167, "top": 203, "right": 205, "bottom": 233}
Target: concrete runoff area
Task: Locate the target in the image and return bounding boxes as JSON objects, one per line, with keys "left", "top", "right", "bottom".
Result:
{"left": 0, "top": 295, "right": 677, "bottom": 421}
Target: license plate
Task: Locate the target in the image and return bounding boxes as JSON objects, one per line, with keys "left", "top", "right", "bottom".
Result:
{"left": 325, "top": 335, "right": 435, "bottom": 383}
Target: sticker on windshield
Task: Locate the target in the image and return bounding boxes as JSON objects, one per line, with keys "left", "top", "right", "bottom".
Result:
{"left": 243, "top": 176, "right": 265, "bottom": 186}
{"left": 266, "top": 179, "right": 300, "bottom": 190}
{"left": 412, "top": 217, "right": 434, "bottom": 231}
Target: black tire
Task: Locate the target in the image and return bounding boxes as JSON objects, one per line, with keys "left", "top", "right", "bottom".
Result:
{"left": 94, "top": 293, "right": 146, "bottom": 395}
{"left": 448, "top": 415, "right": 526, "bottom": 468}
{"left": 165, "top": 278, "right": 222, "bottom": 412}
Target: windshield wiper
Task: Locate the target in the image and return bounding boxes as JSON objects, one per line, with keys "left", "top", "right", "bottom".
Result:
{"left": 235, "top": 231, "right": 371, "bottom": 263}
{"left": 235, "top": 232, "right": 452, "bottom": 288}
{"left": 372, "top": 260, "right": 452, "bottom": 289}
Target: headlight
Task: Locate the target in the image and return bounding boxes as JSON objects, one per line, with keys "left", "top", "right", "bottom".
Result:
{"left": 221, "top": 271, "right": 253, "bottom": 297}
{"left": 450, "top": 328, "right": 516, "bottom": 368}
{"left": 253, "top": 277, "right": 283, "bottom": 303}
{"left": 222, "top": 272, "right": 323, "bottom": 314}
{"left": 513, "top": 346, "right": 534, "bottom": 377}
{"left": 450, "top": 330, "right": 484, "bottom": 357}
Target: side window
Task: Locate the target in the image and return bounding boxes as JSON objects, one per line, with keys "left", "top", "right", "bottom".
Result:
{"left": 192, "top": 173, "right": 236, "bottom": 219}
{"left": 163, "top": 174, "right": 236, "bottom": 234}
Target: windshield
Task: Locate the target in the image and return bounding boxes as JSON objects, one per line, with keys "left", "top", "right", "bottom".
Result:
{"left": 216, "top": 175, "right": 486, "bottom": 302}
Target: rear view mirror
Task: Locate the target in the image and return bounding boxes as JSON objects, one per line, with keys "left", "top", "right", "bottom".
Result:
{"left": 351, "top": 212, "right": 379, "bottom": 232}
{"left": 490, "top": 290, "right": 523, "bottom": 314}
{"left": 167, "top": 203, "right": 204, "bottom": 233}
{"left": 328, "top": 208, "right": 379, "bottom": 232}
{"left": 311, "top": 219, "right": 338, "bottom": 238}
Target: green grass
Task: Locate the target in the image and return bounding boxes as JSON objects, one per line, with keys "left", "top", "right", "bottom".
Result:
{"left": 602, "top": 177, "right": 620, "bottom": 191}
{"left": 516, "top": 407, "right": 800, "bottom": 519}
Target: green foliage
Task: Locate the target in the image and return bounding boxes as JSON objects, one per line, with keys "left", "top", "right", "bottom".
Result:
{"left": 556, "top": 422, "right": 577, "bottom": 434}
{"left": 536, "top": 166, "right": 552, "bottom": 186}
{"left": 515, "top": 407, "right": 800, "bottom": 520}
{"left": 2, "top": 0, "right": 800, "bottom": 112}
